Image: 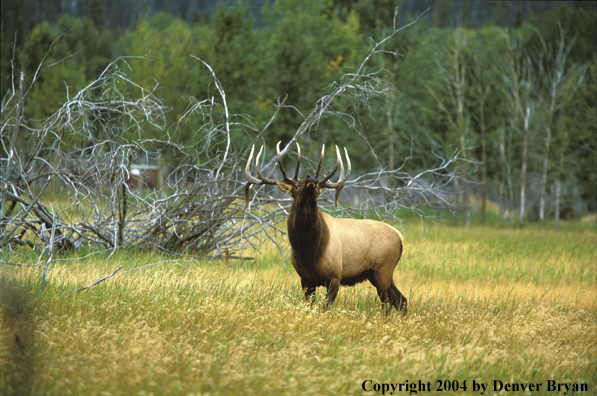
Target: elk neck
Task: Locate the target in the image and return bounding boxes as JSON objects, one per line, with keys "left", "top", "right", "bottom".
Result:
{"left": 286, "top": 184, "right": 330, "bottom": 266}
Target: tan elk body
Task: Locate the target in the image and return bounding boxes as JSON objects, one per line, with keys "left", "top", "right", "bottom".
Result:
{"left": 246, "top": 142, "right": 407, "bottom": 313}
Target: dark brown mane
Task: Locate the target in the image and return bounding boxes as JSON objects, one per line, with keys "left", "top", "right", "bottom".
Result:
{"left": 286, "top": 185, "right": 330, "bottom": 267}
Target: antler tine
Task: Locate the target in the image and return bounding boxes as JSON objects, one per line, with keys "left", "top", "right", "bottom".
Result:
{"left": 335, "top": 145, "right": 345, "bottom": 181}
{"left": 244, "top": 145, "right": 261, "bottom": 209}
{"left": 318, "top": 144, "right": 341, "bottom": 185}
{"left": 275, "top": 141, "right": 289, "bottom": 181}
{"left": 315, "top": 144, "right": 325, "bottom": 180}
{"left": 293, "top": 143, "right": 301, "bottom": 182}
{"left": 275, "top": 141, "right": 300, "bottom": 184}
{"left": 255, "top": 145, "right": 278, "bottom": 184}
{"left": 323, "top": 146, "right": 351, "bottom": 187}
{"left": 321, "top": 147, "right": 352, "bottom": 207}
{"left": 245, "top": 145, "right": 278, "bottom": 210}
{"left": 245, "top": 145, "right": 263, "bottom": 185}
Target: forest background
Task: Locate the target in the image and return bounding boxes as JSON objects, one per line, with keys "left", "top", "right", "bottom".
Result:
{"left": 2, "top": 0, "right": 596, "bottom": 228}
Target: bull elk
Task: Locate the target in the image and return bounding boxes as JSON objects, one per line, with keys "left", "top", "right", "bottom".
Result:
{"left": 245, "top": 142, "right": 407, "bottom": 314}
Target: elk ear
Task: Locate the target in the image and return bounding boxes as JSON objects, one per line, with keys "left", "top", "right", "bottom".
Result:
{"left": 276, "top": 180, "right": 296, "bottom": 197}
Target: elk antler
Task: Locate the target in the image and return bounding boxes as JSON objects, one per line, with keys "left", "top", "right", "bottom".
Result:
{"left": 319, "top": 146, "right": 351, "bottom": 207}
{"left": 245, "top": 142, "right": 349, "bottom": 208}
{"left": 316, "top": 144, "right": 342, "bottom": 185}
{"left": 244, "top": 142, "right": 300, "bottom": 209}
{"left": 276, "top": 141, "right": 301, "bottom": 183}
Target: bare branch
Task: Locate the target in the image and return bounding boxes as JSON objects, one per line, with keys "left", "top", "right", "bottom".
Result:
{"left": 73, "top": 265, "right": 123, "bottom": 293}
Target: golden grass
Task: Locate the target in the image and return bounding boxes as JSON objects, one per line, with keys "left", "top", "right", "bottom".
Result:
{"left": 1, "top": 224, "right": 596, "bottom": 395}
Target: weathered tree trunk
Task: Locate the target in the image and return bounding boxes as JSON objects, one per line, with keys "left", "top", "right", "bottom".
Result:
{"left": 386, "top": 93, "right": 395, "bottom": 173}
{"left": 453, "top": 177, "right": 460, "bottom": 225}
{"left": 118, "top": 183, "right": 126, "bottom": 247}
{"left": 453, "top": 43, "right": 469, "bottom": 228}
{"left": 479, "top": 101, "right": 487, "bottom": 224}
{"left": 499, "top": 122, "right": 514, "bottom": 224}
{"left": 554, "top": 130, "right": 566, "bottom": 231}
{"left": 460, "top": 134, "right": 470, "bottom": 227}
{"left": 508, "top": 51, "right": 521, "bottom": 225}
{"left": 554, "top": 174, "right": 561, "bottom": 231}
{"left": 538, "top": 26, "right": 577, "bottom": 228}
{"left": 472, "top": 55, "right": 488, "bottom": 224}
{"left": 499, "top": 123, "right": 506, "bottom": 223}
{"left": 539, "top": 121, "right": 552, "bottom": 227}
{"left": 519, "top": 103, "right": 530, "bottom": 223}
{"left": 499, "top": 170, "right": 505, "bottom": 223}
{"left": 506, "top": 147, "right": 514, "bottom": 223}
{"left": 384, "top": 93, "right": 397, "bottom": 219}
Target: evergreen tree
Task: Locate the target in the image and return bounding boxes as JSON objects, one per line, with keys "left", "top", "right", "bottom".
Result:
{"left": 513, "top": 8, "right": 523, "bottom": 29}
{"left": 1, "top": 0, "right": 25, "bottom": 96}
{"left": 258, "top": 0, "right": 363, "bottom": 147}
{"left": 433, "top": 0, "right": 454, "bottom": 28}
{"left": 493, "top": 1, "right": 512, "bottom": 27}
{"left": 89, "top": 0, "right": 105, "bottom": 31}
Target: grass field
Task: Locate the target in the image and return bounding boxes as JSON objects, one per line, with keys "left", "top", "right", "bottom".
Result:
{"left": 1, "top": 220, "right": 596, "bottom": 395}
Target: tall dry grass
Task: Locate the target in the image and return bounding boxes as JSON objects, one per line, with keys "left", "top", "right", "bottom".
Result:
{"left": 1, "top": 223, "right": 596, "bottom": 395}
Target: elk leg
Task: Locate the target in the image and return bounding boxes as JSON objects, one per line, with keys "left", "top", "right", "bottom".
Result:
{"left": 368, "top": 275, "right": 389, "bottom": 302}
{"left": 325, "top": 279, "right": 340, "bottom": 309}
{"left": 376, "top": 287, "right": 391, "bottom": 313}
{"left": 301, "top": 278, "right": 316, "bottom": 304}
{"left": 389, "top": 280, "right": 408, "bottom": 315}
{"left": 368, "top": 275, "right": 394, "bottom": 313}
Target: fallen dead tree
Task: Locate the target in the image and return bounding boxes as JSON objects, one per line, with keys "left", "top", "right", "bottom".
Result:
{"left": 0, "top": 56, "right": 287, "bottom": 263}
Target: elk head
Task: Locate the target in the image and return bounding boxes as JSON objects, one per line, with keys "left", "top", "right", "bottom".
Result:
{"left": 244, "top": 142, "right": 351, "bottom": 208}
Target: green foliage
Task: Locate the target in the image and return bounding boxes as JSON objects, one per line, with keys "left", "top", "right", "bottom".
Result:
{"left": 354, "top": 0, "right": 403, "bottom": 36}
{"left": 390, "top": 26, "right": 462, "bottom": 169}
{"left": 492, "top": 0, "right": 512, "bottom": 27}
{"left": 18, "top": 22, "right": 83, "bottom": 120}
{"left": 565, "top": 58, "right": 597, "bottom": 210}
{"left": 209, "top": 2, "right": 260, "bottom": 130}
{"left": 2, "top": 0, "right": 595, "bottom": 221}
{"left": 88, "top": 0, "right": 105, "bottom": 31}
{"left": 467, "top": 25, "right": 510, "bottom": 178}
{"left": 0, "top": 0, "right": 25, "bottom": 97}
{"left": 16, "top": 16, "right": 113, "bottom": 122}
{"left": 433, "top": 0, "right": 455, "bottom": 28}
{"left": 115, "top": 0, "right": 367, "bottom": 161}
{"left": 528, "top": 5, "right": 597, "bottom": 65}
{"left": 513, "top": 7, "right": 524, "bottom": 29}
{"left": 121, "top": 13, "right": 199, "bottom": 136}
{"left": 119, "top": 8, "right": 253, "bottom": 158}
{"left": 258, "top": 0, "right": 364, "bottom": 145}
{"left": 55, "top": 15, "right": 113, "bottom": 81}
